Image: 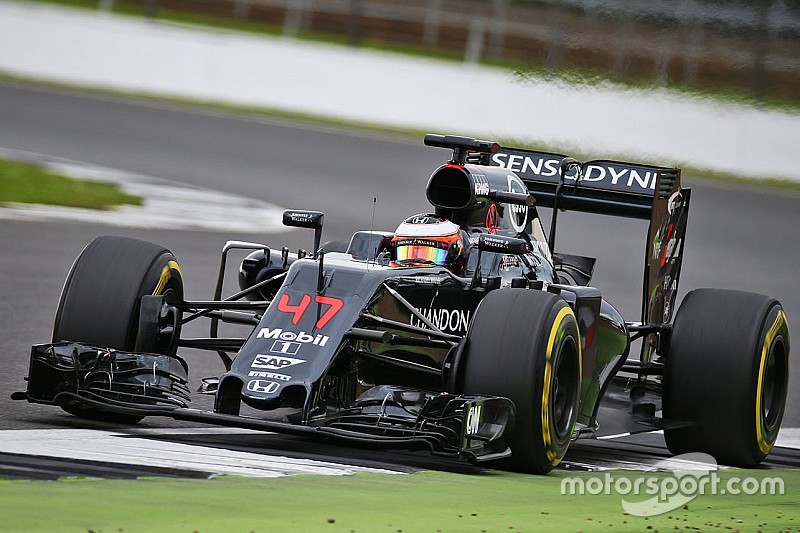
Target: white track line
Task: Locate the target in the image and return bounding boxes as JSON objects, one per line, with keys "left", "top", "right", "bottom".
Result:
{"left": 776, "top": 427, "right": 800, "bottom": 450}
{"left": 0, "top": 429, "right": 401, "bottom": 478}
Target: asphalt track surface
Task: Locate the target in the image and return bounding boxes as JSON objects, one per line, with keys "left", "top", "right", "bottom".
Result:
{"left": 1, "top": 80, "right": 799, "bottom": 476}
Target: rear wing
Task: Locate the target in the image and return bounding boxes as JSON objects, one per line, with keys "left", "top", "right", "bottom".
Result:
{"left": 424, "top": 137, "right": 690, "bottom": 350}
{"left": 484, "top": 146, "right": 677, "bottom": 220}
{"left": 485, "top": 145, "right": 691, "bottom": 359}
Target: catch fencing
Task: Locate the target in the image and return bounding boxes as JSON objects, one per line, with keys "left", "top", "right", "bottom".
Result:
{"left": 105, "top": 0, "right": 800, "bottom": 103}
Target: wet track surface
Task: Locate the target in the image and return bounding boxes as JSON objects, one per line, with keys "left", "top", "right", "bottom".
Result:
{"left": 1, "top": 81, "right": 799, "bottom": 477}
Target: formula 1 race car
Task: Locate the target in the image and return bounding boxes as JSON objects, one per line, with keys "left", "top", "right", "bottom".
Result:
{"left": 14, "top": 134, "right": 790, "bottom": 474}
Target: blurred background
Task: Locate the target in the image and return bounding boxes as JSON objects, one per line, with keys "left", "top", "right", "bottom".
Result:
{"left": 85, "top": 0, "right": 800, "bottom": 106}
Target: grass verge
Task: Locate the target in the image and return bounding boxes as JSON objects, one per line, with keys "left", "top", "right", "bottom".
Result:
{"left": 0, "top": 158, "right": 142, "bottom": 210}
{"left": 0, "top": 468, "right": 797, "bottom": 532}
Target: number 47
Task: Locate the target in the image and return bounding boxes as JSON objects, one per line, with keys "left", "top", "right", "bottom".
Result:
{"left": 277, "top": 293, "right": 343, "bottom": 329}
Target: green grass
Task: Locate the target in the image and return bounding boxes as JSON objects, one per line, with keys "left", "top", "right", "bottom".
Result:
{"left": 0, "top": 469, "right": 797, "bottom": 531}
{"left": 0, "top": 158, "right": 142, "bottom": 210}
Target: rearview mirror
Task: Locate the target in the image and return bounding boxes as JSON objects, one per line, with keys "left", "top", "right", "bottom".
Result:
{"left": 478, "top": 234, "right": 530, "bottom": 255}
{"left": 282, "top": 210, "right": 324, "bottom": 257}
{"left": 282, "top": 210, "right": 324, "bottom": 230}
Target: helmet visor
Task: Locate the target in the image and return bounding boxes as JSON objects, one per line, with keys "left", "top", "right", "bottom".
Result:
{"left": 395, "top": 242, "right": 449, "bottom": 265}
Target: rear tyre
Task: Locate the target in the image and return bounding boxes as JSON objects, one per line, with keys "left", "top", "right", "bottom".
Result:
{"left": 461, "top": 289, "right": 581, "bottom": 474}
{"left": 53, "top": 236, "right": 184, "bottom": 423}
{"left": 663, "top": 289, "right": 790, "bottom": 466}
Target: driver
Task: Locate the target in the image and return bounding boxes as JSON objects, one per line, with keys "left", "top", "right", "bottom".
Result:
{"left": 390, "top": 214, "right": 466, "bottom": 274}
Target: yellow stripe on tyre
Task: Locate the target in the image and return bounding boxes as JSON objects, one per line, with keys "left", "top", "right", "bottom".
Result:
{"left": 153, "top": 260, "right": 182, "bottom": 296}
{"left": 755, "top": 309, "right": 787, "bottom": 455}
{"left": 540, "top": 305, "right": 581, "bottom": 466}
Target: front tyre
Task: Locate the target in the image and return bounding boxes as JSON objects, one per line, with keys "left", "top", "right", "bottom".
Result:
{"left": 52, "top": 236, "right": 184, "bottom": 423}
{"left": 663, "top": 289, "right": 790, "bottom": 466}
{"left": 461, "top": 289, "right": 582, "bottom": 474}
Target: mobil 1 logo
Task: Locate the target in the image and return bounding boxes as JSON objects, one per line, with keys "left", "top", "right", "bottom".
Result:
{"left": 257, "top": 327, "right": 330, "bottom": 347}
{"left": 270, "top": 340, "right": 301, "bottom": 355}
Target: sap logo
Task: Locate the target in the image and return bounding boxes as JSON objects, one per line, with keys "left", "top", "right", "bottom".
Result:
{"left": 257, "top": 328, "right": 329, "bottom": 347}
{"left": 466, "top": 404, "right": 482, "bottom": 436}
{"left": 246, "top": 379, "right": 280, "bottom": 394}
{"left": 410, "top": 308, "right": 471, "bottom": 334}
{"left": 248, "top": 371, "right": 291, "bottom": 381}
{"left": 251, "top": 354, "right": 306, "bottom": 370}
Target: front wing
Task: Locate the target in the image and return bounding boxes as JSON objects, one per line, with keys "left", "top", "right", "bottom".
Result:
{"left": 16, "top": 342, "right": 513, "bottom": 463}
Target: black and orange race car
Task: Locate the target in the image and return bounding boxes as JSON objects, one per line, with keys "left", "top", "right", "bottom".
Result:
{"left": 15, "top": 134, "right": 790, "bottom": 474}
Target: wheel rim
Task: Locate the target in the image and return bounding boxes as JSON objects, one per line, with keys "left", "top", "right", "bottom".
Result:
{"left": 551, "top": 335, "right": 580, "bottom": 442}
{"left": 761, "top": 338, "right": 787, "bottom": 434}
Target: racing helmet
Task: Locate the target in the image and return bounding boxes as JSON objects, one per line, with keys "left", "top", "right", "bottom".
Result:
{"left": 391, "top": 214, "right": 465, "bottom": 272}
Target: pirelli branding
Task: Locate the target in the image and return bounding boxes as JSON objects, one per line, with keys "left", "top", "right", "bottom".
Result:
{"left": 248, "top": 371, "right": 291, "bottom": 381}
